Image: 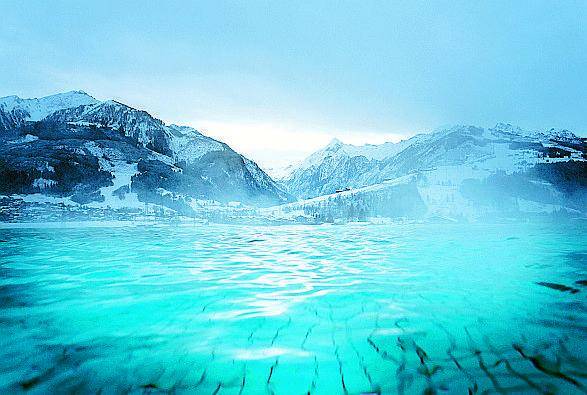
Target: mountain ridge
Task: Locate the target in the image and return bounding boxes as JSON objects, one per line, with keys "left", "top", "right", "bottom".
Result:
{"left": 0, "top": 91, "right": 291, "bottom": 215}
{"left": 277, "top": 123, "right": 586, "bottom": 221}
{"left": 1, "top": 91, "right": 586, "bottom": 222}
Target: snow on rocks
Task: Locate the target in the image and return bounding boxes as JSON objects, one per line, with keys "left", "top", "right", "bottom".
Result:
{"left": 0, "top": 91, "right": 98, "bottom": 121}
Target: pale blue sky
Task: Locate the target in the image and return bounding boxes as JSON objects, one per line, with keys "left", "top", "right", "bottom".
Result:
{"left": 1, "top": 1, "right": 586, "bottom": 168}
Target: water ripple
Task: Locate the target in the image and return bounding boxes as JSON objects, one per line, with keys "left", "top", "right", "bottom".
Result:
{"left": 0, "top": 221, "right": 586, "bottom": 393}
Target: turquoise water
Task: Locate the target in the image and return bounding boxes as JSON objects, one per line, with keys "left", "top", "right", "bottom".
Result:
{"left": 0, "top": 222, "right": 586, "bottom": 394}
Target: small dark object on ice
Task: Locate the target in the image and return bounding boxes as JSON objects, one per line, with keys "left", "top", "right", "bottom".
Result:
{"left": 536, "top": 282, "right": 580, "bottom": 294}
{"left": 575, "top": 279, "right": 587, "bottom": 286}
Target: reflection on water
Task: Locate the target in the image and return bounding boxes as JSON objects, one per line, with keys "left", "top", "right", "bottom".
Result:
{"left": 0, "top": 222, "right": 586, "bottom": 393}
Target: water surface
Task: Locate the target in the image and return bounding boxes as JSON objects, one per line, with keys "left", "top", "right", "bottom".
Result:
{"left": 0, "top": 222, "right": 586, "bottom": 394}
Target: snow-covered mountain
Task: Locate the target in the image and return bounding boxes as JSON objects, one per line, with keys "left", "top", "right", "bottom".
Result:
{"left": 280, "top": 137, "right": 413, "bottom": 198}
{"left": 0, "top": 90, "right": 98, "bottom": 122}
{"left": 0, "top": 91, "right": 291, "bottom": 215}
{"left": 279, "top": 124, "right": 587, "bottom": 220}
{"left": 2, "top": 91, "right": 585, "bottom": 222}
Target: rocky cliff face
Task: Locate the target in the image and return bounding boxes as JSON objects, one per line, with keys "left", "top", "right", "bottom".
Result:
{"left": 0, "top": 91, "right": 291, "bottom": 214}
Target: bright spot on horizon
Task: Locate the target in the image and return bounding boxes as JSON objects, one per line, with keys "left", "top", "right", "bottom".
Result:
{"left": 189, "top": 119, "right": 411, "bottom": 174}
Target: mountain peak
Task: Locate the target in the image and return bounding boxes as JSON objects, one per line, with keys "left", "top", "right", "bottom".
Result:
{"left": 0, "top": 90, "right": 99, "bottom": 121}
{"left": 0, "top": 94, "right": 21, "bottom": 101}
{"left": 0, "top": 95, "right": 23, "bottom": 110}
{"left": 68, "top": 89, "right": 90, "bottom": 95}
{"left": 40, "top": 90, "right": 96, "bottom": 102}
{"left": 492, "top": 122, "right": 523, "bottom": 134}
{"left": 325, "top": 138, "right": 344, "bottom": 150}
{"left": 57, "top": 89, "right": 92, "bottom": 97}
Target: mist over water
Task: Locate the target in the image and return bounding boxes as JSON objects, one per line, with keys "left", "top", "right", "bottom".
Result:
{"left": 0, "top": 221, "right": 585, "bottom": 393}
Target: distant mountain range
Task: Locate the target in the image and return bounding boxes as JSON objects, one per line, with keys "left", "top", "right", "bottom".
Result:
{"left": 276, "top": 124, "right": 586, "bottom": 220}
{"left": 1, "top": 91, "right": 586, "bottom": 222}
{"left": 0, "top": 91, "right": 291, "bottom": 215}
